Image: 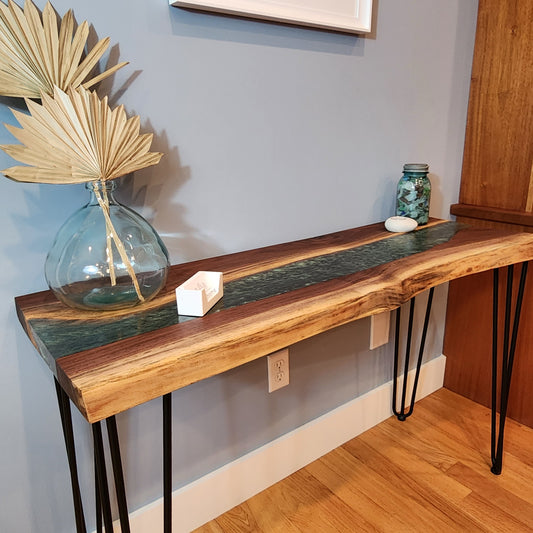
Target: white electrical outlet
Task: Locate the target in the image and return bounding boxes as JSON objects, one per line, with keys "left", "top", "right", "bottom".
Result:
{"left": 267, "top": 348, "right": 289, "bottom": 392}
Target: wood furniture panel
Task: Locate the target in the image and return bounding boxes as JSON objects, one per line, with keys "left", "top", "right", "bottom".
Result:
{"left": 450, "top": 205, "right": 533, "bottom": 229}
{"left": 16, "top": 219, "right": 533, "bottom": 423}
{"left": 445, "top": 0, "right": 533, "bottom": 428}
{"left": 457, "top": 0, "right": 533, "bottom": 212}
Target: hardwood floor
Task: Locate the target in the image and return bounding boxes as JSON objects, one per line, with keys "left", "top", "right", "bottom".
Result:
{"left": 194, "top": 388, "right": 533, "bottom": 532}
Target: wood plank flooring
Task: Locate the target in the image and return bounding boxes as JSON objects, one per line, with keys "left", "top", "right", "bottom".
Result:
{"left": 194, "top": 388, "right": 533, "bottom": 532}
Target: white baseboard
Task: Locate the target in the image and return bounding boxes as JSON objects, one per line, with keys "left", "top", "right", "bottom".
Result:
{"left": 111, "top": 355, "right": 446, "bottom": 533}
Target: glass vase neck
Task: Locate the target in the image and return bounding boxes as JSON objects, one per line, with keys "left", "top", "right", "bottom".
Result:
{"left": 86, "top": 180, "right": 118, "bottom": 205}
{"left": 86, "top": 180, "right": 117, "bottom": 192}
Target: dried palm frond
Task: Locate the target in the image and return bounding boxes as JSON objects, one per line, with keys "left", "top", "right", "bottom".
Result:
{"left": 0, "top": 0, "right": 128, "bottom": 98}
{"left": 1, "top": 85, "right": 163, "bottom": 183}
{"left": 1, "top": 85, "right": 163, "bottom": 302}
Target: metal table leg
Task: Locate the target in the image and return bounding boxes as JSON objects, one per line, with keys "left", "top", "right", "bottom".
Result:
{"left": 94, "top": 450, "right": 102, "bottom": 533}
{"left": 491, "top": 262, "right": 528, "bottom": 475}
{"left": 392, "top": 287, "right": 434, "bottom": 421}
{"left": 93, "top": 422, "right": 113, "bottom": 532}
{"left": 107, "top": 417, "right": 130, "bottom": 532}
{"left": 93, "top": 417, "right": 131, "bottom": 532}
{"left": 54, "top": 379, "right": 87, "bottom": 533}
{"left": 55, "top": 379, "right": 130, "bottom": 532}
{"left": 163, "top": 393, "right": 172, "bottom": 533}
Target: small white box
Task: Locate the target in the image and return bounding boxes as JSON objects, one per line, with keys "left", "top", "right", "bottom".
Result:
{"left": 175, "top": 271, "right": 223, "bottom": 316}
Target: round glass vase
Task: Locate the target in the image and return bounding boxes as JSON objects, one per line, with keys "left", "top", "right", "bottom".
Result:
{"left": 395, "top": 163, "right": 431, "bottom": 225}
{"left": 45, "top": 180, "right": 170, "bottom": 311}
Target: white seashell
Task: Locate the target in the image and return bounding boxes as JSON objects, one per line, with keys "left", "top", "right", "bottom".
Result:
{"left": 385, "top": 216, "right": 418, "bottom": 233}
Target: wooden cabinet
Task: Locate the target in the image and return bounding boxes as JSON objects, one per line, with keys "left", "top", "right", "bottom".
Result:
{"left": 452, "top": 0, "right": 533, "bottom": 221}
{"left": 444, "top": 0, "right": 533, "bottom": 427}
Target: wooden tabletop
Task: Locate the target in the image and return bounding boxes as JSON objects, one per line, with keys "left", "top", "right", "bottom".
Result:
{"left": 15, "top": 219, "right": 533, "bottom": 423}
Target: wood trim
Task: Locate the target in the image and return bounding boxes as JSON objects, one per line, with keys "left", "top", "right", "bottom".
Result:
{"left": 451, "top": 203, "right": 533, "bottom": 228}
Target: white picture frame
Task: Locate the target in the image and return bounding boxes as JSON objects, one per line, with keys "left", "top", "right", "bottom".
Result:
{"left": 171, "top": 0, "right": 373, "bottom": 34}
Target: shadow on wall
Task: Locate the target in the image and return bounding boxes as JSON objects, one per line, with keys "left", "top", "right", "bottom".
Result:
{"left": 91, "top": 37, "right": 227, "bottom": 263}
{"left": 168, "top": 3, "right": 368, "bottom": 56}
{"left": 93, "top": 41, "right": 143, "bottom": 108}
{"left": 0, "top": 80, "right": 224, "bottom": 269}
{"left": 428, "top": 171, "right": 443, "bottom": 219}
{"left": 116, "top": 122, "right": 226, "bottom": 264}
{"left": 373, "top": 176, "right": 398, "bottom": 220}
{"left": 6, "top": 184, "right": 87, "bottom": 289}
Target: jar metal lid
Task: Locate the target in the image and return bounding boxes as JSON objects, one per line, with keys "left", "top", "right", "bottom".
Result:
{"left": 403, "top": 163, "right": 429, "bottom": 172}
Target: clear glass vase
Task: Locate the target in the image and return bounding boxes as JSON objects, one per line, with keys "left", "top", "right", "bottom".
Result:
{"left": 45, "top": 180, "right": 170, "bottom": 311}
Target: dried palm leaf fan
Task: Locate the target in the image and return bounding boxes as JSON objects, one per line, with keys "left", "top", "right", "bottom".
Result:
{"left": 1, "top": 85, "right": 164, "bottom": 303}
{"left": 0, "top": 0, "right": 128, "bottom": 98}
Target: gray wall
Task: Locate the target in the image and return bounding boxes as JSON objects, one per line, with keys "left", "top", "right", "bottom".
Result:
{"left": 0, "top": 0, "right": 478, "bottom": 531}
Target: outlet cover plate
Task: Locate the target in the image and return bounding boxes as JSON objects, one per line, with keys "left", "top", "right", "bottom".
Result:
{"left": 267, "top": 348, "right": 289, "bottom": 392}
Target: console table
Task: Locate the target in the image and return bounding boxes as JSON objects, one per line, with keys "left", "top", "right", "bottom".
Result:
{"left": 15, "top": 219, "right": 533, "bottom": 533}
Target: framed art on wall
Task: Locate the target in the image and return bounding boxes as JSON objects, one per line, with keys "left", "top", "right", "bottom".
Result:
{"left": 171, "top": 0, "right": 373, "bottom": 34}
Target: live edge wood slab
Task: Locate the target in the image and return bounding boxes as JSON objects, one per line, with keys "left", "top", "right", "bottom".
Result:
{"left": 15, "top": 219, "right": 533, "bottom": 423}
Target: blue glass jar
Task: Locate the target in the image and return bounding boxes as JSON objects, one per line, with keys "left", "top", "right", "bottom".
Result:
{"left": 45, "top": 180, "right": 170, "bottom": 311}
{"left": 396, "top": 163, "right": 431, "bottom": 225}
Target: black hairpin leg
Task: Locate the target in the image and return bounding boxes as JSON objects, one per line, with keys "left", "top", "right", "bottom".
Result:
{"left": 163, "top": 393, "right": 172, "bottom": 533}
{"left": 54, "top": 382, "right": 130, "bottom": 532}
{"left": 94, "top": 447, "right": 103, "bottom": 533}
{"left": 92, "top": 417, "right": 131, "bottom": 532}
{"left": 92, "top": 422, "right": 113, "bottom": 532}
{"left": 106, "top": 417, "right": 130, "bottom": 532}
{"left": 491, "top": 262, "right": 528, "bottom": 475}
{"left": 54, "top": 379, "right": 87, "bottom": 533}
{"left": 393, "top": 288, "right": 434, "bottom": 421}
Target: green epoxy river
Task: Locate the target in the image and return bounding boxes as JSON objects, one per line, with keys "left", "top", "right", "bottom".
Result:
{"left": 31, "top": 222, "right": 461, "bottom": 362}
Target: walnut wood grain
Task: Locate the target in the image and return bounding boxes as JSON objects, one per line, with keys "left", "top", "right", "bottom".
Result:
{"left": 15, "top": 221, "right": 533, "bottom": 422}
{"left": 18, "top": 219, "right": 445, "bottom": 323}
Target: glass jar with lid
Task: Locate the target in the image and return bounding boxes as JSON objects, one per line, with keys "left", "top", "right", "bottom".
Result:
{"left": 395, "top": 163, "right": 431, "bottom": 225}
